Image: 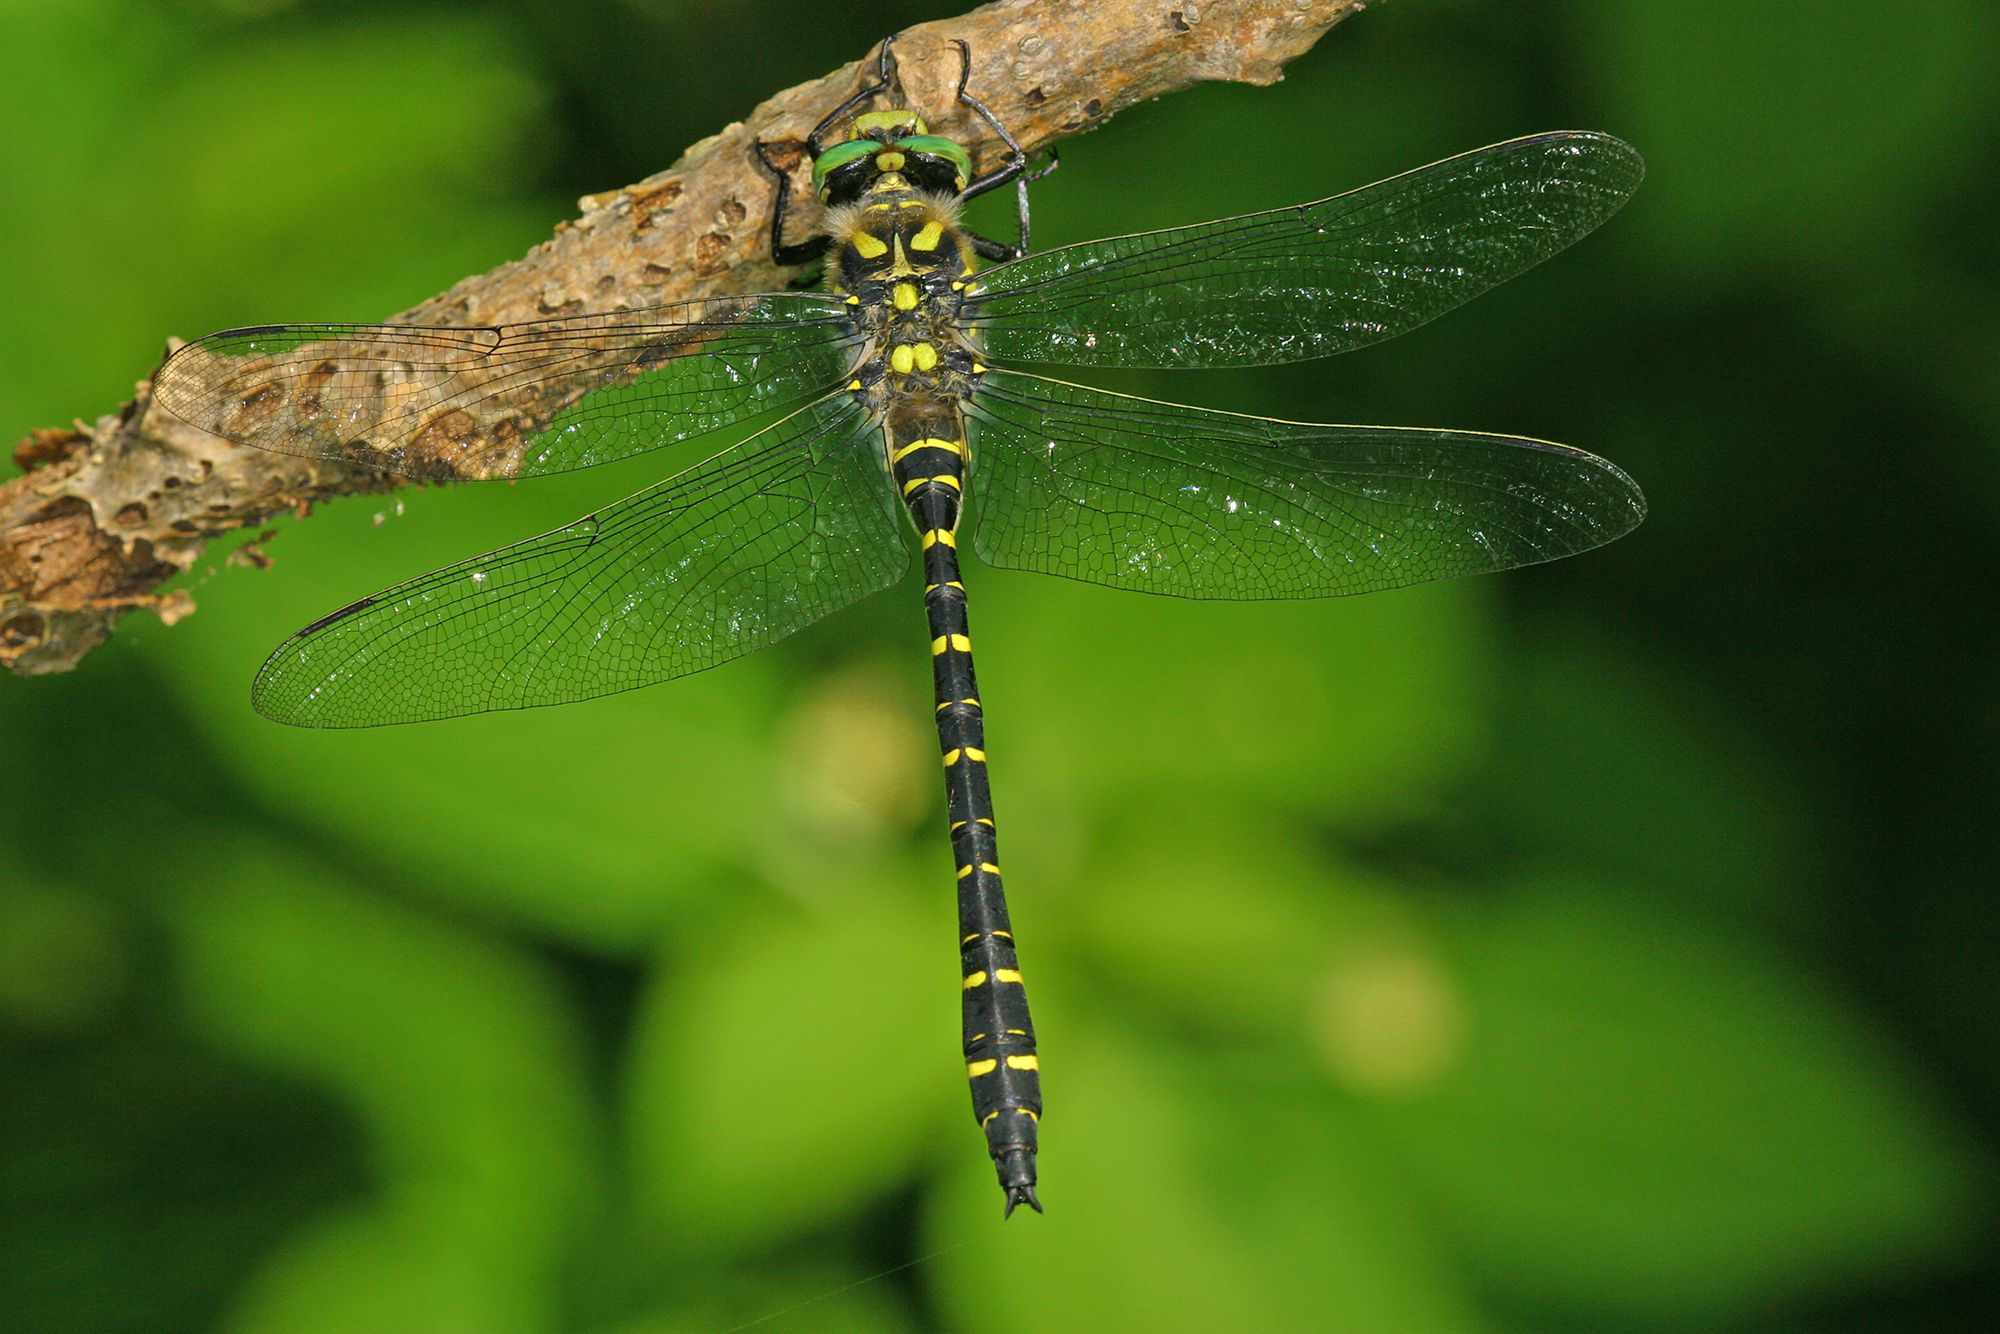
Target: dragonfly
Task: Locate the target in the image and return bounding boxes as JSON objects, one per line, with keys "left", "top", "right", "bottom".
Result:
{"left": 150, "top": 37, "right": 1645, "bottom": 1217}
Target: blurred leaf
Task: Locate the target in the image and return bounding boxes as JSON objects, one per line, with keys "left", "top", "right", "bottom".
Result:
{"left": 970, "top": 565, "right": 1494, "bottom": 829}
{"left": 171, "top": 839, "right": 600, "bottom": 1332}
{"left": 160, "top": 465, "right": 791, "bottom": 950}
{"left": 1371, "top": 887, "right": 1977, "bottom": 1322}
{"left": 1059, "top": 799, "right": 1413, "bottom": 1041}
{"left": 0, "top": 2, "right": 553, "bottom": 443}
{"left": 626, "top": 868, "right": 947, "bottom": 1250}
{"left": 1588, "top": 0, "right": 2000, "bottom": 275}
{"left": 1494, "top": 619, "right": 1817, "bottom": 921}
{"left": 925, "top": 1022, "right": 1484, "bottom": 1332}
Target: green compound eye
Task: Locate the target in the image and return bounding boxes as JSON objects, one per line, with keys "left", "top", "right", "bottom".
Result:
{"left": 811, "top": 138, "right": 877, "bottom": 190}
{"left": 896, "top": 134, "right": 975, "bottom": 183}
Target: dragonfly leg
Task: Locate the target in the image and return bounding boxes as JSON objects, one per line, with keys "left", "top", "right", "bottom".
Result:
{"left": 752, "top": 139, "right": 833, "bottom": 270}
{"left": 809, "top": 34, "right": 900, "bottom": 153}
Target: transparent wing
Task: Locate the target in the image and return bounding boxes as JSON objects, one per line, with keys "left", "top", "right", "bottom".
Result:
{"left": 964, "top": 132, "right": 1642, "bottom": 369}
{"left": 254, "top": 393, "right": 907, "bottom": 727}
{"left": 152, "top": 292, "right": 862, "bottom": 480}
{"left": 967, "top": 370, "right": 1644, "bottom": 599}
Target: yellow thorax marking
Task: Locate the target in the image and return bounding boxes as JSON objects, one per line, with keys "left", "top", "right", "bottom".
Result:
{"left": 910, "top": 219, "right": 945, "bottom": 252}
{"left": 892, "top": 281, "right": 919, "bottom": 310}
{"left": 911, "top": 341, "right": 938, "bottom": 371}
{"left": 890, "top": 344, "right": 914, "bottom": 375}
{"left": 888, "top": 235, "right": 917, "bottom": 277}
{"left": 849, "top": 230, "right": 887, "bottom": 260}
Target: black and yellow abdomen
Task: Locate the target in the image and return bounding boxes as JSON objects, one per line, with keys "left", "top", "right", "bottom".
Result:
{"left": 830, "top": 155, "right": 1043, "bottom": 1215}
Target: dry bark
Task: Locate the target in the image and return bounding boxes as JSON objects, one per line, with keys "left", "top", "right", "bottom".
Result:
{"left": 0, "top": 0, "right": 1366, "bottom": 677}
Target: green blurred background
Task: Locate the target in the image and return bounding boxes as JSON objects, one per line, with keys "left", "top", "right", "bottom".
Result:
{"left": 4, "top": 0, "right": 1995, "bottom": 1330}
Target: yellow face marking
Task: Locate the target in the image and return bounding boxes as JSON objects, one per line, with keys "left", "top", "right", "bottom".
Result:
{"left": 912, "top": 342, "right": 939, "bottom": 372}
{"left": 892, "top": 281, "right": 919, "bottom": 310}
{"left": 910, "top": 219, "right": 945, "bottom": 252}
{"left": 962, "top": 970, "right": 987, "bottom": 988}
{"left": 850, "top": 230, "right": 888, "bottom": 260}
{"left": 1005, "top": 1055, "right": 1039, "bottom": 1071}
{"left": 967, "top": 1059, "right": 998, "bottom": 1078}
{"left": 994, "top": 968, "right": 1023, "bottom": 984}
{"left": 889, "top": 344, "right": 915, "bottom": 375}
{"left": 874, "top": 151, "right": 906, "bottom": 171}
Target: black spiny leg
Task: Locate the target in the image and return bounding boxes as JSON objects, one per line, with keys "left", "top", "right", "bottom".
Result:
{"left": 809, "top": 33, "right": 900, "bottom": 152}
{"left": 949, "top": 39, "right": 1060, "bottom": 260}
{"left": 753, "top": 139, "right": 832, "bottom": 271}
{"left": 754, "top": 35, "right": 906, "bottom": 271}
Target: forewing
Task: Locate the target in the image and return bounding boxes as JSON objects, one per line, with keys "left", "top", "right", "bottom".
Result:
{"left": 254, "top": 393, "right": 907, "bottom": 726}
{"left": 967, "top": 370, "right": 1644, "bottom": 599}
{"left": 152, "top": 293, "right": 861, "bottom": 480}
{"left": 964, "top": 132, "right": 1642, "bottom": 369}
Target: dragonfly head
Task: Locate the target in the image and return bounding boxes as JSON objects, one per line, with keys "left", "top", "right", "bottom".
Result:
{"left": 813, "top": 110, "right": 974, "bottom": 206}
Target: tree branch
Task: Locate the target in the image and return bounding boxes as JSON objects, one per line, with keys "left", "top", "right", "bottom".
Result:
{"left": 0, "top": 0, "right": 1365, "bottom": 677}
